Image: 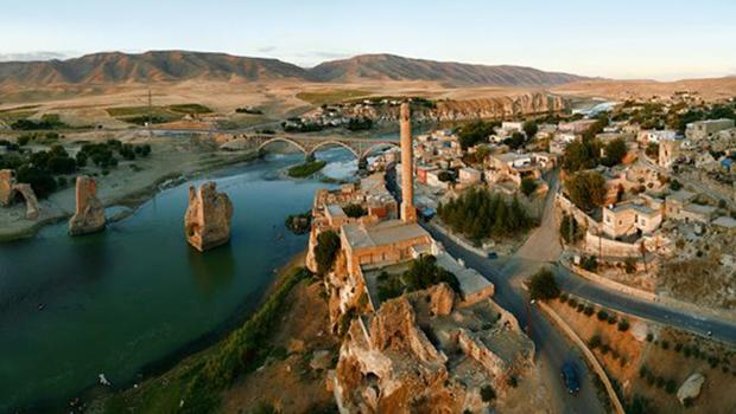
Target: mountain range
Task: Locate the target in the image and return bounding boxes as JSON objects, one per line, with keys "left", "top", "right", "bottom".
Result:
{"left": 0, "top": 51, "right": 588, "bottom": 89}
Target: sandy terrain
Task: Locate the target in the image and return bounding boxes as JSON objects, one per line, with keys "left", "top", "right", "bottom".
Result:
{"left": 553, "top": 77, "right": 736, "bottom": 101}
{"left": 550, "top": 297, "right": 736, "bottom": 413}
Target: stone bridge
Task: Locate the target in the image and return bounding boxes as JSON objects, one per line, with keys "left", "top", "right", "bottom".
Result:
{"left": 246, "top": 134, "right": 400, "bottom": 161}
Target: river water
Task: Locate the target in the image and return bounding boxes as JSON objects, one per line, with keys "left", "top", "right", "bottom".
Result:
{"left": 0, "top": 149, "right": 359, "bottom": 411}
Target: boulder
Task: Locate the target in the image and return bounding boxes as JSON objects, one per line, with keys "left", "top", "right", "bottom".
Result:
{"left": 69, "top": 176, "right": 106, "bottom": 236}
{"left": 677, "top": 373, "right": 705, "bottom": 405}
{"left": 0, "top": 169, "right": 12, "bottom": 206}
{"left": 184, "top": 181, "right": 233, "bottom": 252}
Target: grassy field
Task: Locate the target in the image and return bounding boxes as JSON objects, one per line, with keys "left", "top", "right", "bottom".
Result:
{"left": 105, "top": 103, "right": 213, "bottom": 125}
{"left": 296, "top": 89, "right": 371, "bottom": 106}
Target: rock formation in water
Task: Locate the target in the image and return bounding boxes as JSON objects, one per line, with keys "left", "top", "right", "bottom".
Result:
{"left": 184, "top": 181, "right": 233, "bottom": 252}
{"left": 69, "top": 176, "right": 106, "bottom": 236}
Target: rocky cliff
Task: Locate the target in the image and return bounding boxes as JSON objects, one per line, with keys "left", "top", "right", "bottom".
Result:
{"left": 69, "top": 176, "right": 105, "bottom": 235}
{"left": 184, "top": 181, "right": 233, "bottom": 252}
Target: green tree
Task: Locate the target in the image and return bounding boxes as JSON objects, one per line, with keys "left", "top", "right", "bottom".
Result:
{"left": 343, "top": 204, "right": 367, "bottom": 218}
{"left": 314, "top": 230, "right": 341, "bottom": 275}
{"left": 565, "top": 171, "right": 607, "bottom": 212}
{"left": 562, "top": 137, "right": 601, "bottom": 172}
{"left": 560, "top": 213, "right": 584, "bottom": 243}
{"left": 528, "top": 268, "right": 560, "bottom": 300}
{"left": 503, "top": 131, "right": 526, "bottom": 150}
{"left": 458, "top": 120, "right": 497, "bottom": 150}
{"left": 520, "top": 177, "right": 538, "bottom": 196}
{"left": 522, "top": 121, "right": 538, "bottom": 139}
{"left": 601, "top": 138, "right": 628, "bottom": 167}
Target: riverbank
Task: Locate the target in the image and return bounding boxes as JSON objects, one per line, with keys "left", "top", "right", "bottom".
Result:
{"left": 0, "top": 135, "right": 259, "bottom": 242}
{"left": 85, "top": 251, "right": 311, "bottom": 413}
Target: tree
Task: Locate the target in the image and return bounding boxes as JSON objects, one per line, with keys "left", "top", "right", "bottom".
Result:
{"left": 458, "top": 120, "right": 496, "bottom": 150}
{"left": 522, "top": 121, "right": 538, "bottom": 140}
{"left": 503, "top": 131, "right": 526, "bottom": 150}
{"left": 565, "top": 171, "right": 607, "bottom": 212}
{"left": 560, "top": 213, "right": 584, "bottom": 244}
{"left": 314, "top": 231, "right": 341, "bottom": 275}
{"left": 528, "top": 268, "right": 560, "bottom": 300}
{"left": 343, "top": 204, "right": 367, "bottom": 218}
{"left": 562, "top": 138, "right": 601, "bottom": 172}
{"left": 601, "top": 138, "right": 628, "bottom": 167}
{"left": 645, "top": 142, "right": 659, "bottom": 159}
{"left": 480, "top": 385, "right": 496, "bottom": 402}
{"left": 520, "top": 177, "right": 538, "bottom": 197}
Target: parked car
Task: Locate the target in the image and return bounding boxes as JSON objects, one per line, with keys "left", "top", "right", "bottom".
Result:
{"left": 487, "top": 251, "right": 498, "bottom": 259}
{"left": 561, "top": 362, "right": 581, "bottom": 395}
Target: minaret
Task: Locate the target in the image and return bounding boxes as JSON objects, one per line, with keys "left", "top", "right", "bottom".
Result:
{"left": 400, "top": 102, "right": 417, "bottom": 223}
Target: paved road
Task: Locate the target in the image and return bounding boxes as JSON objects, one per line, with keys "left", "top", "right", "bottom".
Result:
{"left": 426, "top": 171, "right": 608, "bottom": 413}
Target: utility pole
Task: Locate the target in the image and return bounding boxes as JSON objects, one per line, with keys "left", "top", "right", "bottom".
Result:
{"left": 147, "top": 86, "right": 153, "bottom": 138}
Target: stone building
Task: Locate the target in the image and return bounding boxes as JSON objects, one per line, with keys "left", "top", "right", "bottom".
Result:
{"left": 686, "top": 119, "right": 735, "bottom": 141}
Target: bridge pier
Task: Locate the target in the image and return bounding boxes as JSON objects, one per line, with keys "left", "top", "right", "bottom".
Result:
{"left": 305, "top": 152, "right": 316, "bottom": 163}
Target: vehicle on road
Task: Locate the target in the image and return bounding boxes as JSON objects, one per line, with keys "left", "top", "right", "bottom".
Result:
{"left": 561, "top": 362, "right": 581, "bottom": 395}
{"left": 487, "top": 251, "right": 498, "bottom": 259}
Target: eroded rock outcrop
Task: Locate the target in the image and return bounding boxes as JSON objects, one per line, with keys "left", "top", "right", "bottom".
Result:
{"left": 0, "top": 169, "right": 12, "bottom": 206}
{"left": 69, "top": 176, "right": 106, "bottom": 236}
{"left": 184, "top": 181, "right": 233, "bottom": 252}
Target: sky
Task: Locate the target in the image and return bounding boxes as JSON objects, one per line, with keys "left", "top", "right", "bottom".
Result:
{"left": 0, "top": 0, "right": 735, "bottom": 80}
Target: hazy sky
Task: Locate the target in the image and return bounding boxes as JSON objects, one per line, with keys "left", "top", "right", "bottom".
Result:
{"left": 1, "top": 0, "right": 734, "bottom": 80}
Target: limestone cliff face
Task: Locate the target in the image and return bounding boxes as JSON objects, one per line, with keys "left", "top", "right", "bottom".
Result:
{"left": 184, "top": 182, "right": 233, "bottom": 252}
{"left": 69, "top": 176, "right": 106, "bottom": 236}
{"left": 330, "top": 92, "right": 568, "bottom": 124}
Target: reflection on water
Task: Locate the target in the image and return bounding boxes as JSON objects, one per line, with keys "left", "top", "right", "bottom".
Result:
{"left": 187, "top": 242, "right": 236, "bottom": 298}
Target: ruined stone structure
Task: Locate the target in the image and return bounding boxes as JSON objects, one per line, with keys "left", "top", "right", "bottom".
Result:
{"left": 184, "top": 181, "right": 233, "bottom": 252}
{"left": 659, "top": 138, "right": 680, "bottom": 168}
{"left": 0, "top": 169, "right": 40, "bottom": 220}
{"left": 0, "top": 169, "right": 12, "bottom": 207}
{"left": 334, "top": 284, "right": 534, "bottom": 413}
{"left": 399, "top": 102, "right": 417, "bottom": 224}
{"left": 69, "top": 176, "right": 106, "bottom": 236}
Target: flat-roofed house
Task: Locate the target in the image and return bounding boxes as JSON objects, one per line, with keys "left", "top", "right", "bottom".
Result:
{"left": 686, "top": 119, "right": 735, "bottom": 141}
{"left": 602, "top": 202, "right": 662, "bottom": 238}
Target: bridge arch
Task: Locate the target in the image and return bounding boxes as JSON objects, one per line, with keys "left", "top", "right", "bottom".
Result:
{"left": 359, "top": 141, "right": 400, "bottom": 160}
{"left": 257, "top": 137, "right": 308, "bottom": 155}
{"left": 307, "top": 140, "right": 360, "bottom": 159}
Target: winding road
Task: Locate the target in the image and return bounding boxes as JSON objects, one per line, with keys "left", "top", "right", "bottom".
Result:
{"left": 423, "top": 170, "right": 736, "bottom": 412}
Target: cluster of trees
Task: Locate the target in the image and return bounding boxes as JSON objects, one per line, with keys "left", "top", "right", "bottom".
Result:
{"left": 342, "top": 203, "right": 367, "bottom": 218}
{"left": 282, "top": 120, "right": 325, "bottom": 133}
{"left": 559, "top": 213, "right": 585, "bottom": 244}
{"left": 457, "top": 120, "right": 498, "bottom": 150}
{"left": 562, "top": 136, "right": 627, "bottom": 172}
{"left": 77, "top": 140, "right": 151, "bottom": 169}
{"left": 438, "top": 187, "right": 533, "bottom": 243}
{"left": 346, "top": 117, "right": 373, "bottom": 131}
{"left": 377, "top": 255, "right": 460, "bottom": 302}
{"left": 235, "top": 107, "right": 263, "bottom": 115}
{"left": 10, "top": 114, "right": 68, "bottom": 131}
{"left": 520, "top": 177, "right": 538, "bottom": 197}
{"left": 564, "top": 171, "right": 607, "bottom": 212}
{"left": 313, "top": 230, "right": 341, "bottom": 275}
{"left": 284, "top": 211, "right": 311, "bottom": 235}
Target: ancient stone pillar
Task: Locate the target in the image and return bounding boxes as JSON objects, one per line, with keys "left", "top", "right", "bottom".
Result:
{"left": 0, "top": 169, "right": 13, "bottom": 207}
{"left": 184, "top": 181, "right": 233, "bottom": 252}
{"left": 400, "top": 102, "right": 417, "bottom": 223}
{"left": 69, "top": 176, "right": 106, "bottom": 236}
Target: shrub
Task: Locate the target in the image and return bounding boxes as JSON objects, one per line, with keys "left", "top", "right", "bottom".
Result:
{"left": 577, "top": 303, "right": 585, "bottom": 312}
{"left": 567, "top": 298, "right": 578, "bottom": 308}
{"left": 343, "top": 203, "right": 367, "bottom": 218}
{"left": 314, "top": 231, "right": 341, "bottom": 275}
{"left": 528, "top": 268, "right": 560, "bottom": 300}
{"left": 665, "top": 379, "right": 677, "bottom": 394}
{"left": 674, "top": 343, "right": 683, "bottom": 352}
{"left": 480, "top": 384, "right": 496, "bottom": 402}
{"left": 558, "top": 293, "right": 569, "bottom": 303}
{"left": 584, "top": 304, "right": 595, "bottom": 316}
{"left": 661, "top": 340, "right": 670, "bottom": 350}
{"left": 607, "top": 315, "right": 618, "bottom": 325}
{"left": 581, "top": 255, "right": 598, "bottom": 272}
{"left": 646, "top": 333, "right": 654, "bottom": 342}
{"left": 589, "top": 335, "right": 602, "bottom": 349}
{"left": 597, "top": 310, "right": 609, "bottom": 321}
{"left": 600, "top": 344, "right": 610, "bottom": 355}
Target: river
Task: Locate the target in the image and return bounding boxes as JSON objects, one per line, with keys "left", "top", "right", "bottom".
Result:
{"left": 0, "top": 148, "right": 361, "bottom": 411}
